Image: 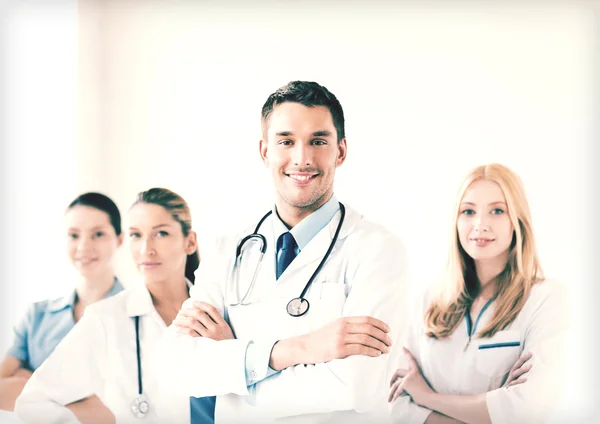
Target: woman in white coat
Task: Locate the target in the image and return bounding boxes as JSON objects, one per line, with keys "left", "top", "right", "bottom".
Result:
{"left": 388, "top": 163, "right": 570, "bottom": 424}
{"left": 15, "top": 188, "right": 216, "bottom": 424}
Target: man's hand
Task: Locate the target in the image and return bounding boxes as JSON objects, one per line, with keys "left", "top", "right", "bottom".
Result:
{"left": 172, "top": 301, "right": 235, "bottom": 341}
{"left": 270, "top": 316, "right": 392, "bottom": 371}
{"left": 503, "top": 351, "right": 533, "bottom": 388}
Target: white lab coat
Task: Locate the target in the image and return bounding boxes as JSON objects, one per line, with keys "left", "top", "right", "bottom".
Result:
{"left": 15, "top": 284, "right": 190, "bottom": 424}
{"left": 155, "top": 204, "right": 410, "bottom": 423}
{"left": 390, "top": 279, "right": 570, "bottom": 424}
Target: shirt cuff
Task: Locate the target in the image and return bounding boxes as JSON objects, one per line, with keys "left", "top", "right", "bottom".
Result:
{"left": 244, "top": 339, "right": 280, "bottom": 386}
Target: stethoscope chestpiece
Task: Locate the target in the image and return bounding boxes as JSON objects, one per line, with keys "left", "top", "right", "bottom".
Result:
{"left": 131, "top": 396, "right": 150, "bottom": 418}
{"left": 287, "top": 297, "right": 310, "bottom": 317}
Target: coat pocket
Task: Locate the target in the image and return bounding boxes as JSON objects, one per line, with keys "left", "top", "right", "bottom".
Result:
{"left": 475, "top": 330, "right": 521, "bottom": 378}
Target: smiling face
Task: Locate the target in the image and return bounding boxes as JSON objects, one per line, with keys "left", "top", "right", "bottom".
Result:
{"left": 127, "top": 203, "right": 197, "bottom": 284}
{"left": 259, "top": 102, "right": 347, "bottom": 220}
{"left": 65, "top": 205, "right": 121, "bottom": 279}
{"left": 457, "top": 179, "right": 515, "bottom": 265}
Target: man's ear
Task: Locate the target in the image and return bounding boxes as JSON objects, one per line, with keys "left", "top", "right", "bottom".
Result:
{"left": 260, "top": 138, "right": 270, "bottom": 167}
{"left": 336, "top": 138, "right": 347, "bottom": 167}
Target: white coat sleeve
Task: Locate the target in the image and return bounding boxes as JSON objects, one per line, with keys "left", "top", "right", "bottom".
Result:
{"left": 250, "top": 233, "right": 410, "bottom": 418}
{"left": 154, "top": 237, "right": 251, "bottom": 398}
{"left": 14, "top": 305, "right": 107, "bottom": 424}
{"left": 485, "top": 280, "right": 571, "bottom": 424}
{"left": 390, "top": 288, "right": 434, "bottom": 424}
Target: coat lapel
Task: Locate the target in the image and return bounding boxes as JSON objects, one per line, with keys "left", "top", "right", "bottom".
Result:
{"left": 274, "top": 205, "right": 361, "bottom": 296}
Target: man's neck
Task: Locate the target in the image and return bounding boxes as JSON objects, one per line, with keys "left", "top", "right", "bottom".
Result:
{"left": 275, "top": 192, "right": 333, "bottom": 228}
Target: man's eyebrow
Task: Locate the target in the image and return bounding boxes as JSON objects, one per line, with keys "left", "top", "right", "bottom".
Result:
{"left": 276, "top": 131, "right": 294, "bottom": 137}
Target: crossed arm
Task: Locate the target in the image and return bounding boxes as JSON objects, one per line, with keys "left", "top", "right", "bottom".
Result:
{"left": 388, "top": 282, "right": 570, "bottom": 424}
{"left": 14, "top": 310, "right": 115, "bottom": 424}
{"left": 388, "top": 348, "right": 533, "bottom": 424}
{"left": 0, "top": 356, "right": 32, "bottom": 411}
{"left": 157, "top": 234, "right": 410, "bottom": 416}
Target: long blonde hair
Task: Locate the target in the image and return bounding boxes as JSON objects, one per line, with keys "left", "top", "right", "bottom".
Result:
{"left": 425, "top": 164, "right": 544, "bottom": 339}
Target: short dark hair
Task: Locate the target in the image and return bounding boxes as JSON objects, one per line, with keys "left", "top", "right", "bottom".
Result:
{"left": 68, "top": 192, "right": 122, "bottom": 236}
{"left": 261, "top": 81, "right": 345, "bottom": 142}
{"left": 132, "top": 188, "right": 199, "bottom": 283}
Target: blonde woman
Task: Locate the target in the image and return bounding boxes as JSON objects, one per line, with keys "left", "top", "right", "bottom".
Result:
{"left": 389, "top": 164, "right": 570, "bottom": 424}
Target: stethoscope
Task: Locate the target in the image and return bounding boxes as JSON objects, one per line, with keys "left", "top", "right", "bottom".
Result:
{"left": 131, "top": 315, "right": 150, "bottom": 418}
{"left": 228, "top": 202, "right": 345, "bottom": 318}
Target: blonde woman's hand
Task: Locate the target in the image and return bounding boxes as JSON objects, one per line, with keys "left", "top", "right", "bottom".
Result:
{"left": 503, "top": 351, "right": 533, "bottom": 388}
{"left": 388, "top": 347, "right": 434, "bottom": 406}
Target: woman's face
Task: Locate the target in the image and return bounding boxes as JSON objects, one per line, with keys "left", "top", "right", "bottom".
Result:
{"left": 457, "top": 179, "right": 514, "bottom": 265}
{"left": 127, "top": 203, "right": 196, "bottom": 284}
{"left": 65, "top": 205, "right": 121, "bottom": 279}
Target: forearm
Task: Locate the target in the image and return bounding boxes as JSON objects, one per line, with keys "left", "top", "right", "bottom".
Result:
{"left": 13, "top": 368, "right": 33, "bottom": 379}
{"left": 268, "top": 337, "right": 303, "bottom": 371}
{"left": 425, "top": 411, "right": 466, "bottom": 424}
{"left": 67, "top": 396, "right": 115, "bottom": 424}
{"left": 15, "top": 378, "right": 82, "bottom": 424}
{"left": 155, "top": 328, "right": 251, "bottom": 397}
{"left": 421, "top": 393, "right": 491, "bottom": 424}
{"left": 257, "top": 352, "right": 391, "bottom": 417}
{"left": 0, "top": 376, "right": 29, "bottom": 411}
{"left": 0, "top": 356, "right": 26, "bottom": 378}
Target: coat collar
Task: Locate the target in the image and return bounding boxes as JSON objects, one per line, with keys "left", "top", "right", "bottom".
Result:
{"left": 277, "top": 203, "right": 360, "bottom": 277}
{"left": 125, "top": 279, "right": 193, "bottom": 318}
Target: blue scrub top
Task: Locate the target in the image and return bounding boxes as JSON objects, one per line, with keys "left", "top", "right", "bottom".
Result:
{"left": 6, "top": 278, "right": 123, "bottom": 371}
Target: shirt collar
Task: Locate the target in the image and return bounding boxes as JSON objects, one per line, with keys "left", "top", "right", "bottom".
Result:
{"left": 47, "top": 277, "right": 124, "bottom": 313}
{"left": 272, "top": 194, "right": 340, "bottom": 250}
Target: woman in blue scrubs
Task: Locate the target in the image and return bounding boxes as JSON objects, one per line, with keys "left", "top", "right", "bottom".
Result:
{"left": 0, "top": 192, "right": 124, "bottom": 411}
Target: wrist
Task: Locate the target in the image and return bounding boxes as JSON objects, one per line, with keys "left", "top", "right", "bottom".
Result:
{"left": 421, "top": 391, "right": 439, "bottom": 410}
{"left": 269, "top": 337, "right": 302, "bottom": 371}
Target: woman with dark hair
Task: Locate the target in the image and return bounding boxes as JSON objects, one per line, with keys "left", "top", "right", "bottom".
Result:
{"left": 0, "top": 192, "right": 124, "bottom": 412}
{"left": 15, "top": 188, "right": 215, "bottom": 424}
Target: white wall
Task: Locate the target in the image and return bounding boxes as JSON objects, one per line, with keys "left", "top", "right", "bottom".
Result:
{"left": 2, "top": 0, "right": 598, "bottom": 420}
{"left": 1, "top": 0, "right": 79, "bottom": 349}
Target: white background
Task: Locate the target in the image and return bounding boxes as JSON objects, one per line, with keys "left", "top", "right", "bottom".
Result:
{"left": 1, "top": 0, "right": 598, "bottom": 421}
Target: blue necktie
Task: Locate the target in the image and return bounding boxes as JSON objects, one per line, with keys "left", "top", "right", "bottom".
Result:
{"left": 190, "top": 396, "right": 216, "bottom": 424}
{"left": 276, "top": 232, "right": 298, "bottom": 279}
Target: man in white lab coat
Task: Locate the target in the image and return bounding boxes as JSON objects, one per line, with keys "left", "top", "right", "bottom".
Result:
{"left": 155, "top": 80, "right": 409, "bottom": 423}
